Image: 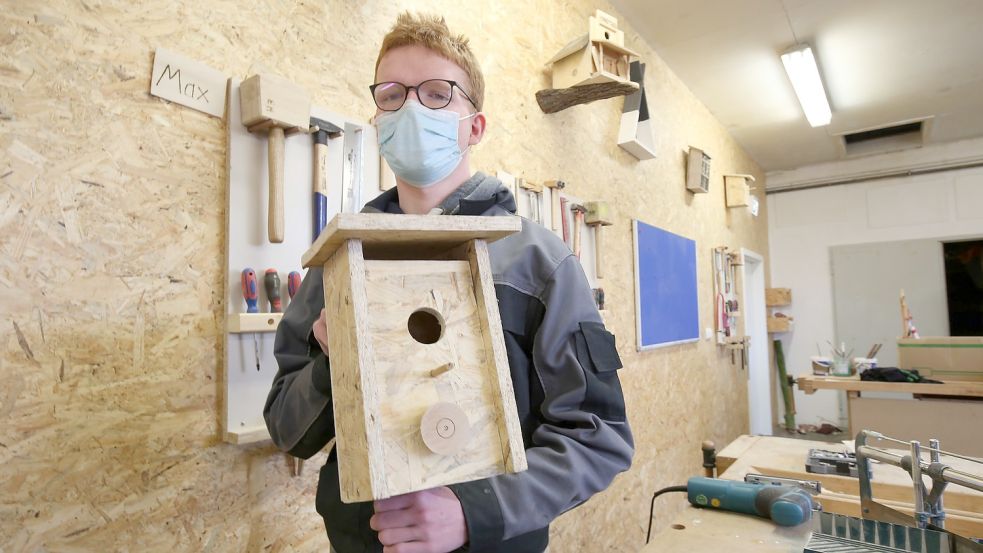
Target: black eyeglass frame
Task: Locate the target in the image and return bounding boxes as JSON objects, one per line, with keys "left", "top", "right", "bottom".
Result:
{"left": 369, "top": 79, "right": 478, "bottom": 112}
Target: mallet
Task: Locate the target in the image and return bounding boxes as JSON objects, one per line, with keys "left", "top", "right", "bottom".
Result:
{"left": 240, "top": 73, "right": 310, "bottom": 243}
{"left": 571, "top": 203, "right": 587, "bottom": 259}
{"left": 585, "top": 201, "right": 612, "bottom": 278}
{"left": 309, "top": 117, "right": 343, "bottom": 241}
{"left": 543, "top": 179, "right": 566, "bottom": 232}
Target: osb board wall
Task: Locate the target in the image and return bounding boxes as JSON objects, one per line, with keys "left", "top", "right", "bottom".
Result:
{"left": 0, "top": 0, "right": 768, "bottom": 550}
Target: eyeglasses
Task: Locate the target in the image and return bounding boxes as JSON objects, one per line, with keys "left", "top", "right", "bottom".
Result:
{"left": 369, "top": 79, "right": 477, "bottom": 112}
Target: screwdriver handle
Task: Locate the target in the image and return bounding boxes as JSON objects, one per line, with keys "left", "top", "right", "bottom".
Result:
{"left": 287, "top": 271, "right": 302, "bottom": 300}
{"left": 264, "top": 269, "right": 282, "bottom": 313}
{"left": 241, "top": 268, "right": 258, "bottom": 313}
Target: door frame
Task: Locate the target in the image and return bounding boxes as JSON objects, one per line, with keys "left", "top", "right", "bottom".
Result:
{"left": 741, "top": 248, "right": 772, "bottom": 435}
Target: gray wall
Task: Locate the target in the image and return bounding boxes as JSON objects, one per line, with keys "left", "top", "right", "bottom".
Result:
{"left": 831, "top": 239, "right": 949, "bottom": 367}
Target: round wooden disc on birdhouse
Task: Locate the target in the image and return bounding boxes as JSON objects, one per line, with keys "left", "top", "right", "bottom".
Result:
{"left": 420, "top": 402, "right": 471, "bottom": 455}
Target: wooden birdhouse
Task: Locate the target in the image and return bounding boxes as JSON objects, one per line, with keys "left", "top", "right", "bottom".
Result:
{"left": 301, "top": 213, "right": 528, "bottom": 503}
{"left": 724, "top": 174, "right": 755, "bottom": 207}
{"left": 686, "top": 146, "right": 712, "bottom": 193}
{"left": 546, "top": 10, "right": 640, "bottom": 89}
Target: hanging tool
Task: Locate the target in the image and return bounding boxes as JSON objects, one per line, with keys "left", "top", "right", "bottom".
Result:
{"left": 241, "top": 268, "right": 260, "bottom": 372}
{"left": 585, "top": 201, "right": 612, "bottom": 278}
{"left": 559, "top": 196, "right": 570, "bottom": 246}
{"left": 309, "top": 118, "right": 343, "bottom": 241}
{"left": 287, "top": 271, "right": 302, "bottom": 302}
{"left": 341, "top": 122, "right": 364, "bottom": 214}
{"left": 241, "top": 268, "right": 259, "bottom": 314}
{"left": 518, "top": 178, "right": 544, "bottom": 224}
{"left": 570, "top": 204, "right": 587, "bottom": 259}
{"left": 264, "top": 269, "right": 282, "bottom": 313}
{"left": 544, "top": 179, "right": 566, "bottom": 232}
{"left": 240, "top": 74, "right": 311, "bottom": 243}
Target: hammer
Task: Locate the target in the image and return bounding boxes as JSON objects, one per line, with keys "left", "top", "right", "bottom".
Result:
{"left": 240, "top": 74, "right": 311, "bottom": 243}
{"left": 570, "top": 203, "right": 587, "bottom": 259}
{"left": 585, "top": 201, "right": 612, "bottom": 278}
{"left": 543, "top": 180, "right": 566, "bottom": 232}
{"left": 309, "top": 117, "right": 343, "bottom": 241}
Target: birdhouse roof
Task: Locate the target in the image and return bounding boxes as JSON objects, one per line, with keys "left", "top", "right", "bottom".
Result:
{"left": 546, "top": 34, "right": 640, "bottom": 65}
{"left": 302, "top": 213, "right": 522, "bottom": 267}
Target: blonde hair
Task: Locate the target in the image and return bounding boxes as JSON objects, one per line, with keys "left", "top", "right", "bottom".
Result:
{"left": 375, "top": 12, "right": 485, "bottom": 111}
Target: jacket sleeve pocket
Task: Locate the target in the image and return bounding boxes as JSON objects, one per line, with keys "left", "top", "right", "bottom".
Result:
{"left": 574, "top": 322, "right": 627, "bottom": 421}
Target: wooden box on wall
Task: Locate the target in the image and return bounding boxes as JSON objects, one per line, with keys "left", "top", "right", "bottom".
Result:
{"left": 686, "top": 147, "right": 711, "bottom": 193}
{"left": 724, "top": 174, "right": 755, "bottom": 207}
{"left": 302, "top": 214, "right": 528, "bottom": 502}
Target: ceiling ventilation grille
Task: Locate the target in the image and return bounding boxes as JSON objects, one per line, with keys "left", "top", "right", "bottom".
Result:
{"left": 841, "top": 120, "right": 926, "bottom": 157}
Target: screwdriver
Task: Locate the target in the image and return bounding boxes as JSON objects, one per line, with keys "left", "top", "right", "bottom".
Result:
{"left": 288, "top": 271, "right": 302, "bottom": 302}
{"left": 241, "top": 268, "right": 260, "bottom": 371}
{"left": 286, "top": 269, "right": 305, "bottom": 477}
{"left": 264, "top": 269, "right": 282, "bottom": 313}
{"left": 241, "top": 268, "right": 259, "bottom": 313}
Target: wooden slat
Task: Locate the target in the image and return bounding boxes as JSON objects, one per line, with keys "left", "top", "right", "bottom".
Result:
{"left": 224, "top": 426, "right": 271, "bottom": 444}
{"left": 302, "top": 214, "right": 522, "bottom": 268}
{"left": 750, "top": 465, "right": 983, "bottom": 515}
{"left": 797, "top": 375, "right": 983, "bottom": 397}
{"left": 324, "top": 239, "right": 385, "bottom": 502}
{"left": 765, "top": 287, "right": 791, "bottom": 306}
{"left": 766, "top": 316, "right": 792, "bottom": 333}
{"left": 468, "top": 239, "right": 527, "bottom": 474}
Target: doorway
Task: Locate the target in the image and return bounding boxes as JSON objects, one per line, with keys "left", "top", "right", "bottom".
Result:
{"left": 741, "top": 249, "right": 771, "bottom": 435}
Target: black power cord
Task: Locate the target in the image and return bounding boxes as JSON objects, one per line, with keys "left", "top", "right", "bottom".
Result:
{"left": 645, "top": 485, "right": 688, "bottom": 544}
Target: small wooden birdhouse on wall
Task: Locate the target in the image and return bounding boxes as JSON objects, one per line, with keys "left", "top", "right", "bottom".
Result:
{"left": 686, "top": 146, "right": 712, "bottom": 193}
{"left": 302, "top": 213, "right": 527, "bottom": 503}
{"left": 547, "top": 10, "right": 640, "bottom": 89}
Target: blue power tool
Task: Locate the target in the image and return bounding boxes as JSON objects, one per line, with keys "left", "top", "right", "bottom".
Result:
{"left": 686, "top": 476, "right": 816, "bottom": 526}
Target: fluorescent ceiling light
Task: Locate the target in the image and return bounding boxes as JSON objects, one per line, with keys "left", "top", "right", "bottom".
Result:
{"left": 781, "top": 45, "right": 831, "bottom": 127}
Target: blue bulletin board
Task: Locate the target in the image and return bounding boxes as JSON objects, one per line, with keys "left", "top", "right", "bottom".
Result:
{"left": 633, "top": 220, "right": 700, "bottom": 350}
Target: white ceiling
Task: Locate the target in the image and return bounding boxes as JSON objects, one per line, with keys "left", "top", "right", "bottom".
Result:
{"left": 609, "top": 0, "right": 983, "bottom": 172}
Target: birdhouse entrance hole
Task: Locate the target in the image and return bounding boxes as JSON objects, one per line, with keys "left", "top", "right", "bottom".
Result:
{"left": 408, "top": 308, "right": 444, "bottom": 344}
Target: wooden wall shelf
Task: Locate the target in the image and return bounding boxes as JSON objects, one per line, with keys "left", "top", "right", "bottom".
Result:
{"left": 224, "top": 426, "right": 271, "bottom": 444}
{"left": 227, "top": 313, "right": 284, "bottom": 333}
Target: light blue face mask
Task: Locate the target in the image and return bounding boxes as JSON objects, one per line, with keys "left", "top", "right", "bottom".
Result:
{"left": 376, "top": 101, "right": 475, "bottom": 187}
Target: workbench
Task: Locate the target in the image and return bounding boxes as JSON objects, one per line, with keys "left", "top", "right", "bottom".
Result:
{"left": 796, "top": 375, "right": 983, "bottom": 457}
{"left": 642, "top": 434, "right": 983, "bottom": 552}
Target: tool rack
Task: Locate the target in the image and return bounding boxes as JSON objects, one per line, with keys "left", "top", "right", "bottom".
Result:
{"left": 221, "top": 78, "right": 380, "bottom": 445}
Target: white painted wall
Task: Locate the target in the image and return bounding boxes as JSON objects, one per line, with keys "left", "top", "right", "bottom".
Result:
{"left": 766, "top": 165, "right": 983, "bottom": 426}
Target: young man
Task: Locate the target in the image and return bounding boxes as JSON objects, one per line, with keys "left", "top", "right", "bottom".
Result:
{"left": 265, "top": 13, "right": 633, "bottom": 553}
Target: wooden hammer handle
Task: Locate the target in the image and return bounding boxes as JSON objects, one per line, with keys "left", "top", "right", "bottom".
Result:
{"left": 268, "top": 126, "right": 285, "bottom": 243}
{"left": 594, "top": 224, "right": 604, "bottom": 279}
{"left": 551, "top": 189, "right": 561, "bottom": 232}
{"left": 573, "top": 209, "right": 584, "bottom": 259}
